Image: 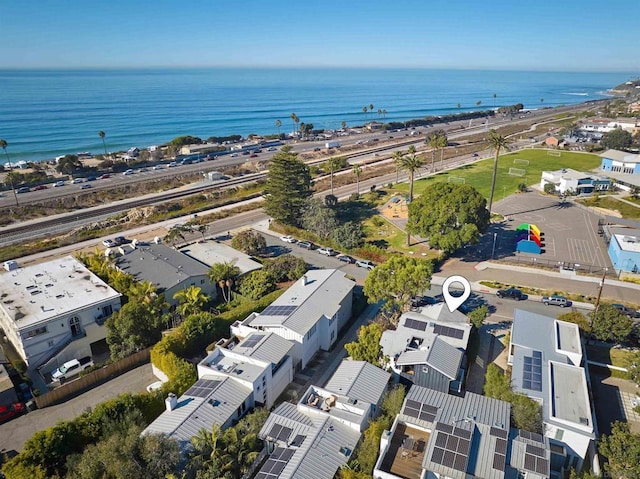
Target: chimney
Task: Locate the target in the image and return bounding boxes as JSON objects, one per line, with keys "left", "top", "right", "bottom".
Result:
{"left": 165, "top": 393, "right": 177, "bottom": 412}
{"left": 302, "top": 275, "right": 307, "bottom": 286}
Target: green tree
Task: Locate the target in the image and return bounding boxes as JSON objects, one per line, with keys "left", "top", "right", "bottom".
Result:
{"left": 4, "top": 170, "right": 21, "bottom": 207}
{"left": 332, "top": 221, "right": 365, "bottom": 250}
{"left": 468, "top": 304, "right": 489, "bottom": 328}
{"left": 590, "top": 304, "right": 633, "bottom": 343}
{"left": 599, "top": 421, "right": 640, "bottom": 479}
{"left": 106, "top": 302, "right": 164, "bottom": 359}
{"left": 262, "top": 254, "right": 307, "bottom": 283}
{"left": 264, "top": 147, "right": 312, "bottom": 226}
{"left": 483, "top": 364, "right": 512, "bottom": 401}
{"left": 363, "top": 256, "right": 433, "bottom": 315}
{"left": 511, "top": 394, "right": 543, "bottom": 433}
{"left": 173, "top": 285, "right": 208, "bottom": 317}
{"left": 407, "top": 182, "right": 490, "bottom": 254}
{"left": 352, "top": 163, "right": 362, "bottom": 195}
{"left": 231, "top": 229, "right": 267, "bottom": 256}
{"left": 381, "top": 385, "right": 406, "bottom": 418}
{"left": 275, "top": 119, "right": 282, "bottom": 137}
{"left": 395, "top": 145, "right": 423, "bottom": 203}
{"left": 327, "top": 156, "right": 343, "bottom": 195}
{"left": 486, "top": 129, "right": 512, "bottom": 213}
{"left": 543, "top": 182, "right": 557, "bottom": 195}
{"left": 208, "top": 262, "right": 241, "bottom": 303}
{"left": 290, "top": 113, "right": 299, "bottom": 137}
{"left": 164, "top": 224, "right": 189, "bottom": 247}
{"left": 344, "top": 322, "right": 384, "bottom": 366}
{"left": 601, "top": 128, "right": 633, "bottom": 150}
{"left": 55, "top": 154, "right": 83, "bottom": 175}
{"left": 301, "top": 198, "right": 338, "bottom": 239}
{"left": 239, "top": 269, "right": 276, "bottom": 300}
{"left": 626, "top": 351, "right": 640, "bottom": 386}
{"left": 98, "top": 130, "right": 107, "bottom": 156}
{"left": 427, "top": 129, "right": 448, "bottom": 170}
{"left": 1, "top": 139, "right": 19, "bottom": 207}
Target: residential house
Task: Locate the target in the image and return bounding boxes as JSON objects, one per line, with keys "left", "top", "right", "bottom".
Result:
{"left": 374, "top": 384, "right": 553, "bottom": 479}
{"left": 540, "top": 168, "right": 610, "bottom": 195}
{"left": 508, "top": 309, "right": 598, "bottom": 475}
{"left": 380, "top": 307, "right": 471, "bottom": 395}
{"left": 0, "top": 256, "right": 121, "bottom": 372}
{"left": 180, "top": 241, "right": 262, "bottom": 276}
{"left": 255, "top": 360, "right": 390, "bottom": 479}
{"left": 231, "top": 269, "right": 354, "bottom": 370}
{"left": 113, "top": 242, "right": 216, "bottom": 307}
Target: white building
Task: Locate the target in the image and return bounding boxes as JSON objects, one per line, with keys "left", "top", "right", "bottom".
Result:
{"left": 231, "top": 269, "right": 354, "bottom": 370}
{"left": 540, "top": 168, "right": 610, "bottom": 195}
{"left": 255, "top": 360, "right": 390, "bottom": 479}
{"left": 0, "top": 256, "right": 121, "bottom": 371}
{"left": 179, "top": 241, "right": 262, "bottom": 276}
{"left": 508, "top": 309, "right": 598, "bottom": 475}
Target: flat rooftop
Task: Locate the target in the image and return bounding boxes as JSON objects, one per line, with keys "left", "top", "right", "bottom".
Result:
{"left": 555, "top": 321, "right": 581, "bottom": 355}
{"left": 180, "top": 240, "right": 262, "bottom": 275}
{"left": 0, "top": 256, "right": 121, "bottom": 330}
{"left": 550, "top": 361, "right": 592, "bottom": 429}
{"left": 613, "top": 233, "right": 640, "bottom": 253}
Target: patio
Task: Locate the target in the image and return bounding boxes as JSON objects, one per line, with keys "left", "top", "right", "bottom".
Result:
{"left": 379, "top": 422, "right": 431, "bottom": 479}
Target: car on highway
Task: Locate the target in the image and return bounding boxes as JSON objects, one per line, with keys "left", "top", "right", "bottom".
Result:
{"left": 355, "top": 259, "right": 375, "bottom": 270}
{"left": 297, "top": 241, "right": 314, "bottom": 250}
{"left": 267, "top": 147, "right": 278, "bottom": 152}
{"left": 86, "top": 176, "right": 98, "bottom": 181}
{"left": 230, "top": 153, "right": 238, "bottom": 157}
{"left": 249, "top": 153, "right": 258, "bottom": 158}
{"left": 98, "top": 174, "right": 110, "bottom": 179}
{"left": 54, "top": 180, "right": 65, "bottom": 187}
{"left": 80, "top": 184, "right": 92, "bottom": 189}
{"left": 168, "top": 162, "right": 178, "bottom": 167}
{"left": 472, "top": 153, "right": 479, "bottom": 157}
{"left": 152, "top": 165, "right": 164, "bottom": 170}
{"left": 317, "top": 247, "right": 337, "bottom": 256}
{"left": 71, "top": 178, "right": 85, "bottom": 184}
{"left": 33, "top": 185, "right": 48, "bottom": 190}
{"left": 102, "top": 239, "right": 116, "bottom": 247}
{"left": 0, "top": 402, "right": 25, "bottom": 424}
{"left": 280, "top": 235, "right": 297, "bottom": 243}
{"left": 336, "top": 254, "right": 355, "bottom": 264}
{"left": 542, "top": 295, "right": 572, "bottom": 307}
{"left": 496, "top": 288, "right": 528, "bottom": 301}
{"left": 123, "top": 169, "right": 134, "bottom": 175}
{"left": 16, "top": 187, "right": 30, "bottom": 193}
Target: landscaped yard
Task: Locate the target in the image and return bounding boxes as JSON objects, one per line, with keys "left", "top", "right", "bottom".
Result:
{"left": 394, "top": 149, "right": 601, "bottom": 202}
{"left": 586, "top": 344, "right": 633, "bottom": 379}
{"left": 577, "top": 196, "right": 640, "bottom": 220}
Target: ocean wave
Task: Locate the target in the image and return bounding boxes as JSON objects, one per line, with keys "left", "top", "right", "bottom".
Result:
{"left": 561, "top": 92, "right": 589, "bottom": 96}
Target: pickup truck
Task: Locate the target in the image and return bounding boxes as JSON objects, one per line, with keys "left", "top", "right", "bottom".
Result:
{"left": 51, "top": 357, "right": 94, "bottom": 382}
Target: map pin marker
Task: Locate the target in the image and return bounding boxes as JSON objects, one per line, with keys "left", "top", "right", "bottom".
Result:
{"left": 442, "top": 275, "right": 472, "bottom": 313}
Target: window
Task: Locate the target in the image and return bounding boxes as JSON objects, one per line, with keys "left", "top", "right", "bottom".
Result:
{"left": 69, "top": 316, "right": 82, "bottom": 337}
{"left": 200, "top": 279, "right": 205, "bottom": 284}
{"left": 330, "top": 331, "right": 335, "bottom": 342}
{"left": 307, "top": 323, "right": 317, "bottom": 340}
{"left": 102, "top": 305, "right": 113, "bottom": 317}
{"left": 555, "top": 428, "right": 564, "bottom": 441}
{"left": 25, "top": 327, "right": 47, "bottom": 338}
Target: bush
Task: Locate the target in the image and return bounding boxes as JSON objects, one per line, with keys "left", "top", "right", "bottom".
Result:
{"left": 263, "top": 254, "right": 307, "bottom": 283}
{"left": 543, "top": 183, "right": 557, "bottom": 195}
{"left": 239, "top": 269, "right": 276, "bottom": 300}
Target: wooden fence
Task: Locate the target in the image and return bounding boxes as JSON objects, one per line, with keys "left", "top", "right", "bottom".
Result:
{"left": 34, "top": 348, "right": 151, "bottom": 408}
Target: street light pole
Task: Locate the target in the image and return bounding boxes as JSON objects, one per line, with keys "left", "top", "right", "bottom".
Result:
{"left": 491, "top": 232, "right": 497, "bottom": 259}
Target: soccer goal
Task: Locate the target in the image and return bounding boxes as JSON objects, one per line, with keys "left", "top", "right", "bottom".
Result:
{"left": 508, "top": 168, "right": 527, "bottom": 177}
{"left": 448, "top": 176, "right": 466, "bottom": 184}
{"left": 547, "top": 150, "right": 562, "bottom": 157}
{"left": 513, "top": 158, "right": 530, "bottom": 166}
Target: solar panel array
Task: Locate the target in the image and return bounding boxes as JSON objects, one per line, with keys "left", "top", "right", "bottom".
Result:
{"left": 261, "top": 304, "right": 298, "bottom": 317}
{"left": 430, "top": 422, "right": 472, "bottom": 473}
{"left": 255, "top": 447, "right": 295, "bottom": 479}
{"left": 241, "top": 334, "right": 265, "bottom": 349}
{"left": 405, "top": 318, "right": 428, "bottom": 331}
{"left": 523, "top": 452, "right": 549, "bottom": 475}
{"left": 403, "top": 399, "right": 438, "bottom": 423}
{"left": 291, "top": 434, "right": 306, "bottom": 446}
{"left": 185, "top": 378, "right": 221, "bottom": 398}
{"left": 433, "top": 324, "right": 465, "bottom": 339}
{"left": 519, "top": 430, "right": 544, "bottom": 443}
{"left": 492, "top": 437, "right": 508, "bottom": 472}
{"left": 490, "top": 426, "right": 508, "bottom": 439}
{"left": 522, "top": 350, "right": 543, "bottom": 391}
{"left": 268, "top": 423, "right": 293, "bottom": 442}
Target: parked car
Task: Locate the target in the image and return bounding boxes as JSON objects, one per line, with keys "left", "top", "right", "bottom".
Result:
{"left": 54, "top": 180, "right": 65, "bottom": 187}
{"left": 496, "top": 288, "right": 528, "bottom": 301}
{"left": 0, "top": 402, "right": 25, "bottom": 424}
{"left": 317, "top": 247, "right": 337, "bottom": 256}
{"left": 297, "top": 241, "right": 314, "bottom": 250}
{"left": 51, "top": 357, "right": 94, "bottom": 382}
{"left": 114, "top": 236, "right": 128, "bottom": 245}
{"left": 33, "top": 184, "right": 48, "bottom": 190}
{"left": 542, "top": 295, "right": 572, "bottom": 307}
{"left": 459, "top": 297, "right": 487, "bottom": 314}
{"left": 356, "top": 259, "right": 375, "bottom": 270}
{"left": 16, "top": 187, "right": 30, "bottom": 193}
{"left": 102, "top": 239, "right": 116, "bottom": 247}
{"left": 611, "top": 303, "right": 640, "bottom": 319}
{"left": 337, "top": 254, "right": 355, "bottom": 264}
{"left": 80, "top": 183, "right": 92, "bottom": 189}
{"left": 280, "top": 235, "right": 297, "bottom": 243}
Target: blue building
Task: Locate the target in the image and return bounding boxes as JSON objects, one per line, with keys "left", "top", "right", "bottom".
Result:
{"left": 600, "top": 149, "right": 640, "bottom": 175}
{"left": 608, "top": 227, "right": 640, "bottom": 274}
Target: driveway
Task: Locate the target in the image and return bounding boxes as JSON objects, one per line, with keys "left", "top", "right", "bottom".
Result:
{"left": 0, "top": 364, "right": 156, "bottom": 453}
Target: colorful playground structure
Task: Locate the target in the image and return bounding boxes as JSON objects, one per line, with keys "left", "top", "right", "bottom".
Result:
{"left": 515, "top": 223, "right": 544, "bottom": 254}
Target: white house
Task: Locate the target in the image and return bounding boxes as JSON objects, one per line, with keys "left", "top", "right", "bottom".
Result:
{"left": 540, "top": 168, "right": 610, "bottom": 195}
{"left": 231, "top": 269, "right": 354, "bottom": 370}
{"left": 179, "top": 241, "right": 262, "bottom": 276}
{"left": 0, "top": 256, "right": 121, "bottom": 371}
{"left": 508, "top": 309, "right": 598, "bottom": 475}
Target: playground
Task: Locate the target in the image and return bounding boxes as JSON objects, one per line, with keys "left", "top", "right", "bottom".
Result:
{"left": 381, "top": 194, "right": 410, "bottom": 220}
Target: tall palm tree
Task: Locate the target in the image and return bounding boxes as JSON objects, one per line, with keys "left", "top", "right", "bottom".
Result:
{"left": 327, "top": 157, "right": 342, "bottom": 195}
{"left": 427, "top": 134, "right": 439, "bottom": 172}
{"left": 393, "top": 150, "right": 404, "bottom": 183}
{"left": 352, "top": 164, "right": 362, "bottom": 195}
{"left": 382, "top": 109, "right": 387, "bottom": 120}
{"left": 290, "top": 113, "right": 299, "bottom": 138}
{"left": 486, "top": 129, "right": 512, "bottom": 214}
{"left": 377, "top": 108, "right": 382, "bottom": 120}
{"left": 208, "top": 261, "right": 241, "bottom": 303}
{"left": 275, "top": 119, "right": 282, "bottom": 137}
{"left": 341, "top": 120, "right": 347, "bottom": 130}
{"left": 362, "top": 106, "right": 368, "bottom": 125}
{"left": 98, "top": 131, "right": 107, "bottom": 156}
{"left": 396, "top": 146, "right": 424, "bottom": 245}
{"left": 173, "top": 285, "right": 208, "bottom": 316}
{"left": 493, "top": 93, "right": 497, "bottom": 108}
{"left": 437, "top": 132, "right": 448, "bottom": 170}
{"left": 457, "top": 103, "right": 461, "bottom": 109}
{"left": 0, "top": 139, "right": 18, "bottom": 206}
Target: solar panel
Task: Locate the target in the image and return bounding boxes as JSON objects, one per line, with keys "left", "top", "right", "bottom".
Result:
{"left": 490, "top": 426, "right": 508, "bottom": 439}
{"left": 404, "top": 406, "right": 420, "bottom": 418}
{"left": 446, "top": 435, "right": 459, "bottom": 451}
{"left": 281, "top": 448, "right": 295, "bottom": 461}
{"left": 423, "top": 404, "right": 438, "bottom": 415}
{"left": 255, "top": 473, "right": 270, "bottom": 479}
{"left": 430, "top": 426, "right": 470, "bottom": 472}
{"left": 457, "top": 438, "right": 471, "bottom": 455}
{"left": 522, "top": 351, "right": 543, "bottom": 391}
{"left": 453, "top": 453, "right": 467, "bottom": 472}
{"left": 495, "top": 438, "right": 507, "bottom": 454}
{"left": 241, "top": 334, "right": 264, "bottom": 348}
{"left": 435, "top": 432, "right": 448, "bottom": 448}
{"left": 433, "top": 324, "right": 464, "bottom": 339}
{"left": 435, "top": 422, "right": 453, "bottom": 434}
{"left": 404, "top": 400, "right": 438, "bottom": 422}
{"left": 432, "top": 447, "right": 444, "bottom": 464}
{"left": 529, "top": 431, "right": 544, "bottom": 443}
{"left": 291, "top": 434, "right": 306, "bottom": 446}
{"left": 526, "top": 444, "right": 546, "bottom": 457}
{"left": 406, "top": 399, "right": 422, "bottom": 410}
{"left": 405, "top": 318, "right": 428, "bottom": 331}
{"left": 257, "top": 447, "right": 296, "bottom": 478}
{"left": 453, "top": 427, "right": 472, "bottom": 440}
{"left": 492, "top": 453, "right": 506, "bottom": 471}
{"left": 419, "top": 411, "right": 436, "bottom": 422}
{"left": 536, "top": 457, "right": 549, "bottom": 475}
{"left": 443, "top": 450, "right": 456, "bottom": 466}
{"left": 268, "top": 424, "right": 292, "bottom": 442}
{"left": 261, "top": 305, "right": 298, "bottom": 317}
{"left": 524, "top": 453, "right": 536, "bottom": 471}
{"left": 533, "top": 350, "right": 542, "bottom": 359}
{"left": 185, "top": 378, "right": 221, "bottom": 398}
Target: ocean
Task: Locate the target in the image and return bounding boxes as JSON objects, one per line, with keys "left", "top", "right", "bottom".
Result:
{"left": 0, "top": 68, "right": 632, "bottom": 163}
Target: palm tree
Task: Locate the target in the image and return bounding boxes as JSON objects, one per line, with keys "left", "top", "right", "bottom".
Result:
{"left": 362, "top": 106, "right": 368, "bottom": 125}
{"left": 393, "top": 150, "right": 404, "bottom": 183}
{"left": 427, "top": 134, "right": 439, "bottom": 172}
{"left": 341, "top": 120, "right": 347, "bottom": 131}
{"left": 290, "top": 113, "right": 299, "bottom": 138}
{"left": 396, "top": 146, "right": 424, "bottom": 245}
{"left": 173, "top": 285, "right": 208, "bottom": 316}
{"left": 275, "top": 119, "right": 282, "bottom": 137}
{"left": 540, "top": 98, "right": 544, "bottom": 105}
{"left": 193, "top": 223, "right": 208, "bottom": 242}
{"left": 98, "top": 131, "right": 107, "bottom": 156}
{"left": 208, "top": 261, "right": 241, "bottom": 303}
{"left": 493, "top": 93, "right": 497, "bottom": 108}
{"left": 164, "top": 224, "right": 188, "bottom": 247}
{"left": 382, "top": 109, "right": 387, "bottom": 120}
{"left": 0, "top": 139, "right": 19, "bottom": 207}
{"left": 377, "top": 108, "right": 382, "bottom": 120}
{"left": 437, "top": 132, "right": 448, "bottom": 169}
{"left": 486, "top": 129, "right": 512, "bottom": 214}
{"left": 327, "top": 157, "right": 342, "bottom": 195}
{"left": 352, "top": 164, "right": 362, "bottom": 195}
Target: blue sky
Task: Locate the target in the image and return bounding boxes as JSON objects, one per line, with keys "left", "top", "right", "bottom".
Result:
{"left": 1, "top": 0, "right": 638, "bottom": 71}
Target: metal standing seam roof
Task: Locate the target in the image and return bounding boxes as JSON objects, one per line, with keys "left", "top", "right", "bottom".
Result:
{"left": 114, "top": 243, "right": 210, "bottom": 292}
{"left": 142, "top": 376, "right": 252, "bottom": 451}
{"left": 600, "top": 149, "right": 639, "bottom": 162}
{"left": 248, "top": 269, "right": 354, "bottom": 335}
{"left": 233, "top": 332, "right": 293, "bottom": 365}
{"left": 508, "top": 431, "right": 551, "bottom": 479}
{"left": 323, "top": 360, "right": 390, "bottom": 405}
{"left": 427, "top": 336, "right": 464, "bottom": 380}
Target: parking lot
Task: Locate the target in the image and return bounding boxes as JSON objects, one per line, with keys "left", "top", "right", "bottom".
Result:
{"left": 491, "top": 191, "right": 612, "bottom": 269}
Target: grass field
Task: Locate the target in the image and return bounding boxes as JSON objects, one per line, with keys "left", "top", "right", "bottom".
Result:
{"left": 395, "top": 149, "right": 602, "bottom": 202}
{"left": 577, "top": 196, "right": 640, "bottom": 220}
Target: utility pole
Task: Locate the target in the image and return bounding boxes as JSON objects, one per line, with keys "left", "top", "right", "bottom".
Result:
{"left": 588, "top": 267, "right": 608, "bottom": 342}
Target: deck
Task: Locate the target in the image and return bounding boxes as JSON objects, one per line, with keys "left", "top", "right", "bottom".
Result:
{"left": 379, "top": 423, "right": 430, "bottom": 479}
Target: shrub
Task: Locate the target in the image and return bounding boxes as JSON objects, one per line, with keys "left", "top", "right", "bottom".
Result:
{"left": 263, "top": 254, "right": 307, "bottom": 283}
